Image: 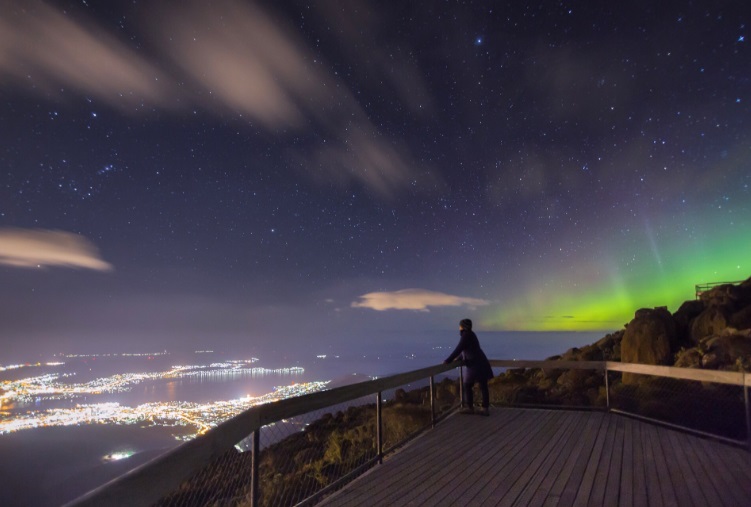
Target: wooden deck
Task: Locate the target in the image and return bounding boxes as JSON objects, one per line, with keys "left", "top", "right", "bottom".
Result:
{"left": 318, "top": 408, "right": 751, "bottom": 507}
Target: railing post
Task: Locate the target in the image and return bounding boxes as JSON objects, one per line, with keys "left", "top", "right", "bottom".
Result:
{"left": 251, "top": 428, "right": 260, "bottom": 507}
{"left": 744, "top": 373, "right": 750, "bottom": 452}
{"left": 604, "top": 363, "right": 610, "bottom": 410}
{"left": 430, "top": 375, "right": 436, "bottom": 428}
{"left": 376, "top": 391, "right": 383, "bottom": 464}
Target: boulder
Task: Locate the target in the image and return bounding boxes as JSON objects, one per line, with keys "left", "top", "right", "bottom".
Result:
{"left": 690, "top": 307, "right": 729, "bottom": 343}
{"left": 674, "top": 347, "right": 703, "bottom": 368}
{"left": 700, "top": 280, "right": 751, "bottom": 312}
{"left": 700, "top": 332, "right": 751, "bottom": 370}
{"left": 700, "top": 283, "right": 740, "bottom": 308}
{"left": 593, "top": 330, "right": 624, "bottom": 361}
{"left": 672, "top": 299, "right": 704, "bottom": 345}
{"left": 729, "top": 304, "right": 751, "bottom": 330}
{"left": 621, "top": 307, "right": 676, "bottom": 383}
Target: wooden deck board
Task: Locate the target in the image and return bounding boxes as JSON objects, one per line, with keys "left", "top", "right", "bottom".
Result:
{"left": 317, "top": 408, "right": 751, "bottom": 507}
{"left": 524, "top": 411, "right": 589, "bottom": 507}
{"left": 694, "top": 433, "right": 749, "bottom": 507}
{"left": 506, "top": 411, "right": 582, "bottom": 507}
{"left": 619, "top": 417, "right": 634, "bottom": 507}
{"left": 444, "top": 411, "right": 555, "bottom": 505}
{"left": 675, "top": 427, "right": 725, "bottom": 507}
{"left": 722, "top": 443, "right": 751, "bottom": 482}
{"left": 649, "top": 425, "right": 679, "bottom": 507}
{"left": 479, "top": 410, "right": 576, "bottom": 506}
{"left": 582, "top": 410, "right": 616, "bottom": 506}
{"left": 640, "top": 422, "right": 664, "bottom": 506}
{"left": 356, "top": 409, "right": 526, "bottom": 506}
{"left": 588, "top": 413, "right": 620, "bottom": 507}
{"left": 662, "top": 426, "right": 701, "bottom": 507}
{"left": 554, "top": 412, "right": 605, "bottom": 506}
{"left": 602, "top": 416, "right": 624, "bottom": 507}
{"left": 722, "top": 445, "right": 751, "bottom": 494}
{"left": 330, "top": 410, "right": 488, "bottom": 505}
{"left": 402, "top": 409, "right": 532, "bottom": 506}
{"left": 629, "top": 418, "right": 649, "bottom": 507}
{"left": 570, "top": 411, "right": 608, "bottom": 506}
{"left": 541, "top": 412, "right": 603, "bottom": 507}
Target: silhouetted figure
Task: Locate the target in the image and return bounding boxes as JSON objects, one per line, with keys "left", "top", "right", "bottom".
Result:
{"left": 444, "top": 318, "right": 493, "bottom": 416}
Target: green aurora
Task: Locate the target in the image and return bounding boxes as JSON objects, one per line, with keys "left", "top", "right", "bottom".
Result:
{"left": 484, "top": 222, "right": 750, "bottom": 332}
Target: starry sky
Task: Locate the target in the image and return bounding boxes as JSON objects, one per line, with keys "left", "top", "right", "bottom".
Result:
{"left": 1, "top": 1, "right": 749, "bottom": 359}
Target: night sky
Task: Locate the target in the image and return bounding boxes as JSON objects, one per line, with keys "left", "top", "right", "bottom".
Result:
{"left": 1, "top": 1, "right": 749, "bottom": 359}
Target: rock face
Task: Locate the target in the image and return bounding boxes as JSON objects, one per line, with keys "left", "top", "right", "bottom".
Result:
{"left": 673, "top": 300, "right": 704, "bottom": 344}
{"left": 621, "top": 307, "right": 676, "bottom": 383}
{"left": 701, "top": 331, "right": 751, "bottom": 370}
{"left": 621, "top": 307, "right": 676, "bottom": 366}
{"left": 620, "top": 276, "right": 751, "bottom": 380}
{"left": 689, "top": 307, "right": 729, "bottom": 344}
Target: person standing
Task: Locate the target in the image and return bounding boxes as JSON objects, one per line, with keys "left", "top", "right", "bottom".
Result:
{"left": 444, "top": 318, "right": 494, "bottom": 415}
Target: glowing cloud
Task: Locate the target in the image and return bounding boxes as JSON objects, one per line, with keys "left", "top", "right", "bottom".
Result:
{"left": 352, "top": 289, "right": 490, "bottom": 312}
{"left": 0, "top": 228, "right": 112, "bottom": 271}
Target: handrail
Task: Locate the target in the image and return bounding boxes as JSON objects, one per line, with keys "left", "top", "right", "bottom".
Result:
{"left": 67, "top": 362, "right": 458, "bottom": 507}
{"left": 695, "top": 280, "right": 744, "bottom": 298}
{"left": 491, "top": 359, "right": 747, "bottom": 387}
{"left": 605, "top": 362, "right": 745, "bottom": 385}
{"left": 489, "top": 359, "right": 605, "bottom": 370}
{"left": 67, "top": 359, "right": 750, "bottom": 506}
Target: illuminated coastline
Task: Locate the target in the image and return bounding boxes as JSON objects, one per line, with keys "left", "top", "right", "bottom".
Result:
{"left": 0, "top": 358, "right": 328, "bottom": 440}
{"left": 1, "top": 360, "right": 303, "bottom": 403}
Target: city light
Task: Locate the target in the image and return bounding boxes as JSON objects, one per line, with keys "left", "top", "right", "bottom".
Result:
{"left": 0, "top": 358, "right": 329, "bottom": 440}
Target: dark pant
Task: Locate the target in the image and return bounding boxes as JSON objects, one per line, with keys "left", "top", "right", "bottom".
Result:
{"left": 463, "top": 377, "right": 489, "bottom": 408}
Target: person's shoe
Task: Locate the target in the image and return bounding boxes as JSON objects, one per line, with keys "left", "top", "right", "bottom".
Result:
{"left": 458, "top": 407, "right": 474, "bottom": 415}
{"left": 477, "top": 407, "right": 490, "bottom": 417}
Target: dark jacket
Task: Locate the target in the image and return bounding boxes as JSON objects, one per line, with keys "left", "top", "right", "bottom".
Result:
{"left": 445, "top": 329, "right": 494, "bottom": 381}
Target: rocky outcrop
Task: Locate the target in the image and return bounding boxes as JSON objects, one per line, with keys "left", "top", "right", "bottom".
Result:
{"left": 729, "top": 303, "right": 751, "bottom": 330}
{"left": 620, "top": 307, "right": 677, "bottom": 384}
{"left": 673, "top": 299, "right": 704, "bottom": 343}
{"left": 690, "top": 307, "right": 729, "bottom": 344}
{"left": 621, "top": 307, "right": 676, "bottom": 367}
{"left": 617, "top": 276, "right": 751, "bottom": 378}
{"left": 486, "top": 278, "right": 751, "bottom": 435}
{"left": 699, "top": 330, "right": 751, "bottom": 370}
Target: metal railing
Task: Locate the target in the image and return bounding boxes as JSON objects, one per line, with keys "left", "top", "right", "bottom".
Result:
{"left": 67, "top": 363, "right": 461, "bottom": 507}
{"left": 695, "top": 280, "right": 744, "bottom": 299}
{"left": 489, "top": 360, "right": 750, "bottom": 446}
{"left": 68, "top": 360, "right": 750, "bottom": 507}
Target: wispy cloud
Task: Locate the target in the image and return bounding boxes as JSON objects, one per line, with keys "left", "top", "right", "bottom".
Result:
{"left": 351, "top": 289, "right": 490, "bottom": 312}
{"left": 0, "top": 0, "right": 437, "bottom": 197}
{"left": 0, "top": 2, "right": 171, "bottom": 110}
{"left": 0, "top": 228, "right": 112, "bottom": 271}
{"left": 153, "top": 0, "right": 313, "bottom": 128}
{"left": 152, "top": 0, "right": 435, "bottom": 197}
